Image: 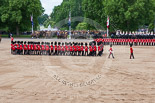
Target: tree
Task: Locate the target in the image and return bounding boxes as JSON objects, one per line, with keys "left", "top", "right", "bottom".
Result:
{"left": 38, "top": 14, "right": 49, "bottom": 25}
{"left": 82, "top": 0, "right": 155, "bottom": 31}
{"left": 50, "top": 0, "right": 84, "bottom": 29}
{"left": 82, "top": 0, "right": 105, "bottom": 30}
{"left": 76, "top": 22, "right": 87, "bottom": 30}
{"left": 103, "top": 0, "right": 155, "bottom": 31}
{"left": 0, "top": 0, "right": 43, "bottom": 35}
{"left": 43, "top": 19, "right": 56, "bottom": 28}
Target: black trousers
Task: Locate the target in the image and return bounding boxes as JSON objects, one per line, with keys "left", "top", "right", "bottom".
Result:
{"left": 108, "top": 53, "right": 114, "bottom": 58}
{"left": 78, "top": 51, "right": 81, "bottom": 56}
{"left": 81, "top": 51, "right": 84, "bottom": 56}
{"left": 85, "top": 51, "right": 88, "bottom": 56}
{"left": 130, "top": 53, "right": 134, "bottom": 59}
{"left": 98, "top": 51, "right": 103, "bottom": 56}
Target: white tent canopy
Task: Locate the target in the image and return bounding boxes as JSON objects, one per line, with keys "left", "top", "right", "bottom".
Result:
{"left": 39, "top": 25, "right": 58, "bottom": 31}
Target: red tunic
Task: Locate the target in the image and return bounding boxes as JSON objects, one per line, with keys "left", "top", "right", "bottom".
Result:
{"left": 11, "top": 44, "right": 15, "bottom": 51}
{"left": 89, "top": 46, "right": 93, "bottom": 52}
{"left": 70, "top": 46, "right": 73, "bottom": 52}
{"left": 17, "top": 44, "right": 20, "bottom": 50}
{"left": 65, "top": 45, "right": 68, "bottom": 51}
{"left": 41, "top": 45, "right": 45, "bottom": 50}
{"left": 73, "top": 46, "right": 77, "bottom": 51}
{"left": 55, "top": 45, "right": 57, "bottom": 51}
{"left": 24, "top": 44, "right": 27, "bottom": 50}
{"left": 130, "top": 47, "right": 133, "bottom": 53}
{"left": 51, "top": 45, "right": 53, "bottom": 51}
{"left": 81, "top": 46, "right": 84, "bottom": 51}
{"left": 30, "top": 44, "right": 34, "bottom": 50}
{"left": 85, "top": 46, "right": 88, "bottom": 52}
{"left": 20, "top": 45, "right": 23, "bottom": 50}
{"left": 34, "top": 45, "right": 37, "bottom": 50}
{"left": 27, "top": 45, "right": 30, "bottom": 50}
{"left": 37, "top": 45, "right": 41, "bottom": 50}
{"left": 78, "top": 46, "right": 81, "bottom": 51}
{"left": 61, "top": 46, "right": 65, "bottom": 51}
{"left": 46, "top": 45, "right": 49, "bottom": 51}
{"left": 109, "top": 47, "right": 113, "bottom": 54}
{"left": 93, "top": 46, "right": 97, "bottom": 51}
{"left": 58, "top": 45, "right": 61, "bottom": 51}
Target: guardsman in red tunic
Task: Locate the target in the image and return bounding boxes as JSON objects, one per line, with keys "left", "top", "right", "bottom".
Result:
{"left": 148, "top": 39, "right": 151, "bottom": 46}
{"left": 108, "top": 44, "right": 114, "bottom": 59}
{"left": 153, "top": 39, "right": 155, "bottom": 46}
{"left": 41, "top": 42, "right": 45, "bottom": 55}
{"left": 97, "top": 42, "right": 103, "bottom": 56}
{"left": 89, "top": 43, "right": 93, "bottom": 56}
{"left": 141, "top": 39, "right": 143, "bottom": 46}
{"left": 73, "top": 43, "right": 77, "bottom": 56}
{"left": 138, "top": 39, "right": 141, "bottom": 46}
{"left": 16, "top": 41, "right": 20, "bottom": 54}
{"left": 93, "top": 43, "right": 97, "bottom": 56}
{"left": 19, "top": 41, "right": 23, "bottom": 55}
{"left": 11, "top": 41, "right": 13, "bottom": 54}
{"left": 45, "top": 42, "right": 50, "bottom": 55}
{"left": 37, "top": 42, "right": 41, "bottom": 55}
{"left": 58, "top": 42, "right": 61, "bottom": 55}
{"left": 78, "top": 43, "right": 81, "bottom": 56}
{"left": 33, "top": 42, "right": 37, "bottom": 55}
{"left": 11, "top": 41, "right": 15, "bottom": 54}
{"left": 27, "top": 42, "right": 31, "bottom": 55}
{"left": 130, "top": 44, "right": 134, "bottom": 59}
{"left": 14, "top": 41, "right": 17, "bottom": 54}
{"left": 66, "top": 42, "right": 70, "bottom": 56}
{"left": 151, "top": 39, "right": 154, "bottom": 46}
{"left": 11, "top": 37, "right": 14, "bottom": 42}
{"left": 81, "top": 43, "right": 84, "bottom": 56}
{"left": 65, "top": 42, "right": 67, "bottom": 55}
{"left": 85, "top": 43, "right": 88, "bottom": 56}
{"left": 23, "top": 41, "right": 28, "bottom": 55}
{"left": 61, "top": 42, "right": 65, "bottom": 56}
{"left": 30, "top": 42, "right": 34, "bottom": 55}
{"left": 69, "top": 43, "right": 73, "bottom": 56}
{"left": 54, "top": 42, "right": 58, "bottom": 55}
{"left": 143, "top": 39, "right": 146, "bottom": 46}
{"left": 125, "top": 39, "right": 128, "bottom": 45}
{"left": 134, "top": 39, "right": 137, "bottom": 46}
{"left": 50, "top": 42, "right": 54, "bottom": 55}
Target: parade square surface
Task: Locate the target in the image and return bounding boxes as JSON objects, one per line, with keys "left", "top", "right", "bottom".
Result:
{"left": 0, "top": 39, "right": 155, "bottom": 103}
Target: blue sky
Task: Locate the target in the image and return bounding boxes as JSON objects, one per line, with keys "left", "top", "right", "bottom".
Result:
{"left": 40, "top": 0, "right": 63, "bottom": 15}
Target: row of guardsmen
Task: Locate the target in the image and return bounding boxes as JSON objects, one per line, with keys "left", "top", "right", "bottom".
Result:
{"left": 11, "top": 41, "right": 104, "bottom": 56}
{"left": 95, "top": 38, "right": 155, "bottom": 46}
{"left": 115, "top": 31, "right": 155, "bottom": 39}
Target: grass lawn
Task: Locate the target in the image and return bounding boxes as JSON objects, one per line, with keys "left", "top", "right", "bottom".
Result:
{"left": 1, "top": 34, "right": 31, "bottom": 38}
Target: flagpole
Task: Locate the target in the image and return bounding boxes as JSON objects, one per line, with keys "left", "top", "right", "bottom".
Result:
{"left": 107, "top": 28, "right": 109, "bottom": 37}
{"left": 31, "top": 13, "right": 34, "bottom": 34}
{"left": 69, "top": 11, "right": 71, "bottom": 39}
{"left": 107, "top": 16, "right": 109, "bottom": 38}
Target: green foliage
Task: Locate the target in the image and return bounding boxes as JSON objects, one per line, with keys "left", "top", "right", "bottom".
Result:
{"left": 43, "top": 19, "right": 56, "bottom": 28}
{"left": 51, "top": 0, "right": 155, "bottom": 31}
{"left": 50, "top": 0, "right": 84, "bottom": 29}
{"left": 103, "top": 0, "right": 155, "bottom": 31}
{"left": 0, "top": 0, "right": 43, "bottom": 35}
{"left": 76, "top": 22, "right": 87, "bottom": 30}
{"left": 38, "top": 14, "right": 49, "bottom": 25}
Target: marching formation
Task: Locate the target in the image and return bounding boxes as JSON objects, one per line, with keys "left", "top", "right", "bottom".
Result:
{"left": 11, "top": 41, "right": 104, "bottom": 56}
{"left": 95, "top": 38, "right": 155, "bottom": 46}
